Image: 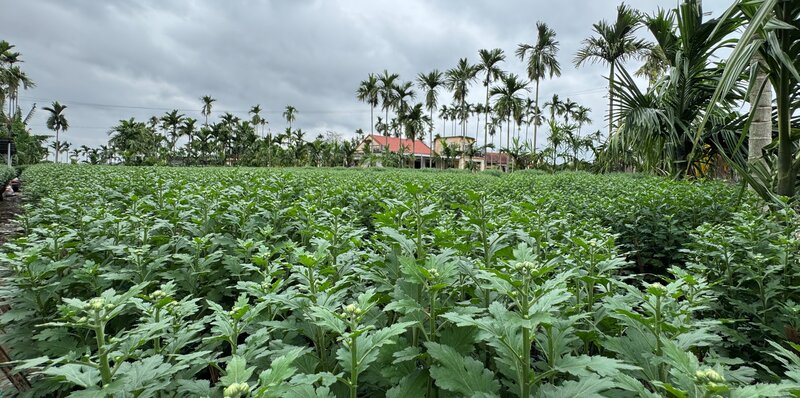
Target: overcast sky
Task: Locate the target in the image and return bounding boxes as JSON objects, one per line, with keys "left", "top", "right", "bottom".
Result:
{"left": 4, "top": 0, "right": 731, "bottom": 154}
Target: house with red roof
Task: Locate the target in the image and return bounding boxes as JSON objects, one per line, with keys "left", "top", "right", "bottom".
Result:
{"left": 356, "top": 135, "right": 432, "bottom": 168}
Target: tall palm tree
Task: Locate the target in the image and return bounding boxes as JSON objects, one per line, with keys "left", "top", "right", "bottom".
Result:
{"left": 378, "top": 70, "right": 400, "bottom": 137}
{"left": 572, "top": 106, "right": 592, "bottom": 168}
{"left": 2, "top": 66, "right": 35, "bottom": 117}
{"left": 43, "top": 101, "right": 68, "bottom": 163}
{"left": 393, "top": 82, "right": 416, "bottom": 117}
{"left": 416, "top": 70, "right": 445, "bottom": 165}
{"left": 201, "top": 95, "right": 215, "bottom": 127}
{"left": 283, "top": 106, "right": 297, "bottom": 131}
{"left": 477, "top": 49, "right": 506, "bottom": 149}
{"left": 179, "top": 117, "right": 197, "bottom": 158}
{"left": 491, "top": 74, "right": 528, "bottom": 171}
{"left": 544, "top": 94, "right": 564, "bottom": 125}
{"left": 574, "top": 3, "right": 649, "bottom": 137}
{"left": 356, "top": 74, "right": 380, "bottom": 135}
{"left": 516, "top": 22, "right": 561, "bottom": 160}
{"left": 445, "top": 58, "right": 479, "bottom": 137}
{"left": 522, "top": 98, "right": 535, "bottom": 145}
{"left": 161, "top": 109, "right": 185, "bottom": 154}
{"left": 400, "top": 103, "right": 431, "bottom": 168}
{"left": 249, "top": 105, "right": 263, "bottom": 138}
{"left": 561, "top": 98, "right": 579, "bottom": 125}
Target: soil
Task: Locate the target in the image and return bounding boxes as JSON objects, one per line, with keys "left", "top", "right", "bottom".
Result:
{"left": 0, "top": 194, "right": 23, "bottom": 245}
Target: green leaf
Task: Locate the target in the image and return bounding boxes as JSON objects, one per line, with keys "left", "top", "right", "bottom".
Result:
{"left": 41, "top": 364, "right": 101, "bottom": 388}
{"left": 729, "top": 383, "right": 798, "bottom": 398}
{"left": 536, "top": 376, "right": 616, "bottom": 398}
{"left": 554, "top": 355, "right": 640, "bottom": 378}
{"left": 219, "top": 355, "right": 255, "bottom": 386}
{"left": 258, "top": 347, "right": 306, "bottom": 389}
{"left": 386, "top": 371, "right": 428, "bottom": 398}
{"left": 426, "top": 342, "right": 500, "bottom": 397}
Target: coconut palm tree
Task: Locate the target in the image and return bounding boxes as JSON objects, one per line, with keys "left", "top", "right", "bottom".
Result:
{"left": 445, "top": 58, "right": 479, "bottom": 137}
{"left": 378, "top": 70, "right": 400, "bottom": 137}
{"left": 43, "top": 101, "right": 68, "bottom": 163}
{"left": 283, "top": 106, "right": 297, "bottom": 131}
{"left": 416, "top": 70, "right": 445, "bottom": 165}
{"left": 477, "top": 48, "right": 506, "bottom": 149}
{"left": 516, "top": 22, "right": 561, "bottom": 160}
{"left": 491, "top": 74, "right": 528, "bottom": 171}
{"left": 201, "top": 95, "right": 215, "bottom": 127}
{"left": 356, "top": 74, "right": 380, "bottom": 135}
{"left": 574, "top": 3, "right": 649, "bottom": 137}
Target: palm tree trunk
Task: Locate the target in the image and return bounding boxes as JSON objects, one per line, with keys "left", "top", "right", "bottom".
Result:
{"left": 748, "top": 52, "right": 772, "bottom": 163}
{"left": 533, "top": 79, "right": 540, "bottom": 158}
{"left": 506, "top": 113, "right": 511, "bottom": 172}
{"left": 55, "top": 129, "right": 60, "bottom": 164}
{"left": 484, "top": 83, "right": 490, "bottom": 155}
{"left": 608, "top": 62, "right": 616, "bottom": 138}
{"left": 776, "top": 66, "right": 794, "bottom": 197}
{"left": 412, "top": 138, "right": 416, "bottom": 169}
{"left": 371, "top": 105, "right": 375, "bottom": 135}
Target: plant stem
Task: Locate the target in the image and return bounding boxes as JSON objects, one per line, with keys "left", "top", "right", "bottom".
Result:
{"left": 350, "top": 334, "right": 358, "bottom": 398}
{"left": 94, "top": 315, "right": 113, "bottom": 388}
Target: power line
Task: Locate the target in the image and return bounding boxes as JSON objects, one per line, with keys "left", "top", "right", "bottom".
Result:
{"left": 18, "top": 96, "right": 368, "bottom": 114}
{"left": 19, "top": 86, "right": 609, "bottom": 115}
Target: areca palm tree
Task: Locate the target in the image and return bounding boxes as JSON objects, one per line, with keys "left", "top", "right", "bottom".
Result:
{"left": 179, "top": 118, "right": 197, "bottom": 159}
{"left": 400, "top": 103, "right": 431, "bottom": 168}
{"left": 446, "top": 58, "right": 479, "bottom": 136}
{"left": 575, "top": 3, "right": 650, "bottom": 137}
{"left": 573, "top": 105, "right": 592, "bottom": 151}
{"left": 249, "top": 105, "right": 263, "bottom": 138}
{"left": 161, "top": 109, "right": 185, "bottom": 154}
{"left": 356, "top": 74, "right": 380, "bottom": 135}
{"left": 477, "top": 48, "right": 506, "bottom": 148}
{"left": 2, "top": 66, "right": 35, "bottom": 117}
{"left": 43, "top": 101, "right": 68, "bottom": 163}
{"left": 416, "top": 70, "right": 445, "bottom": 164}
{"left": 560, "top": 98, "right": 579, "bottom": 125}
{"left": 612, "top": 0, "right": 743, "bottom": 176}
{"left": 283, "top": 106, "right": 297, "bottom": 131}
{"left": 517, "top": 22, "right": 561, "bottom": 160}
{"left": 201, "top": 95, "right": 215, "bottom": 127}
{"left": 378, "top": 70, "right": 400, "bottom": 137}
{"left": 698, "top": 0, "right": 799, "bottom": 199}
{"left": 491, "top": 74, "right": 528, "bottom": 171}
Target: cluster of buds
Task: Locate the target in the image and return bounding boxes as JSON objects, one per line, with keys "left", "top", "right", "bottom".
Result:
{"left": 694, "top": 368, "right": 726, "bottom": 392}
{"left": 228, "top": 306, "right": 247, "bottom": 318}
{"left": 426, "top": 267, "right": 440, "bottom": 280}
{"left": 223, "top": 382, "right": 250, "bottom": 397}
{"left": 340, "top": 303, "right": 364, "bottom": 321}
{"left": 647, "top": 282, "right": 668, "bottom": 298}
{"left": 149, "top": 290, "right": 166, "bottom": 301}
{"left": 513, "top": 261, "right": 539, "bottom": 275}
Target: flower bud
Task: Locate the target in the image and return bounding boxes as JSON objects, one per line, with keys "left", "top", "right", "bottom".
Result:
{"left": 223, "top": 384, "right": 238, "bottom": 397}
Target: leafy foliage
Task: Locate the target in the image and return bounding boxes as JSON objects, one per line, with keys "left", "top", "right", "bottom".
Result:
{"left": 1, "top": 166, "right": 797, "bottom": 397}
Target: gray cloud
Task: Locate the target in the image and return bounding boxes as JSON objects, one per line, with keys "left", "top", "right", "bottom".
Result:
{"left": 3, "top": 0, "right": 731, "bottom": 155}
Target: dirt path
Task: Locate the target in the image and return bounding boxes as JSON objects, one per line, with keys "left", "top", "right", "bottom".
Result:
{"left": 0, "top": 195, "right": 23, "bottom": 245}
{"left": 0, "top": 193, "right": 30, "bottom": 393}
